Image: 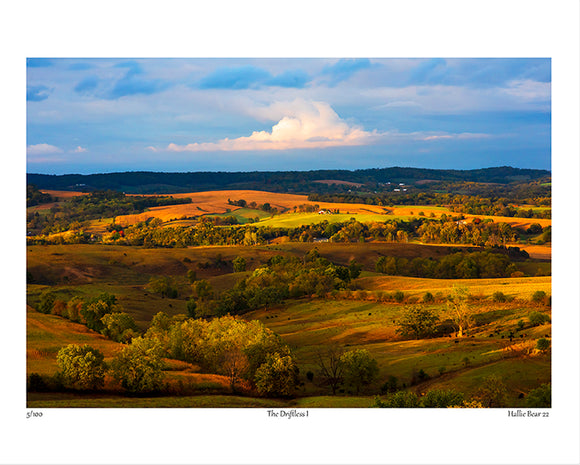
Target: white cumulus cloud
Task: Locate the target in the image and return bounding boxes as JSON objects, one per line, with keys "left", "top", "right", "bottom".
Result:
{"left": 166, "top": 100, "right": 380, "bottom": 152}
{"left": 27, "top": 143, "right": 63, "bottom": 155}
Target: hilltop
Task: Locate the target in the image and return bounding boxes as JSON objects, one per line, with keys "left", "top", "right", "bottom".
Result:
{"left": 27, "top": 166, "right": 550, "bottom": 195}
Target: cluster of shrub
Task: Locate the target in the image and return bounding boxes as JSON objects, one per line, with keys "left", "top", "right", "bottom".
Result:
{"left": 26, "top": 189, "right": 192, "bottom": 236}
{"left": 189, "top": 252, "right": 362, "bottom": 318}
{"left": 227, "top": 198, "right": 278, "bottom": 214}
{"left": 308, "top": 181, "right": 550, "bottom": 217}
{"left": 35, "top": 292, "right": 139, "bottom": 343}
{"left": 27, "top": 338, "right": 167, "bottom": 394}
{"left": 404, "top": 307, "right": 550, "bottom": 340}
{"left": 375, "top": 250, "right": 521, "bottom": 279}
{"left": 374, "top": 380, "right": 551, "bottom": 408}
{"left": 29, "top": 194, "right": 550, "bottom": 251}
{"left": 143, "top": 313, "right": 298, "bottom": 395}
{"left": 26, "top": 184, "right": 54, "bottom": 207}
{"left": 28, "top": 314, "right": 300, "bottom": 397}
{"left": 418, "top": 219, "right": 550, "bottom": 247}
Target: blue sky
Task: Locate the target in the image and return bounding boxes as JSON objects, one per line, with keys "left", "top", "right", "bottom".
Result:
{"left": 26, "top": 58, "right": 551, "bottom": 174}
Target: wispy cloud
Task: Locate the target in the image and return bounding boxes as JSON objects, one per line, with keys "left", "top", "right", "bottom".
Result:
{"left": 27, "top": 143, "right": 63, "bottom": 155}
{"left": 71, "top": 146, "right": 88, "bottom": 153}
{"left": 420, "top": 132, "right": 490, "bottom": 141}
{"left": 108, "top": 70, "right": 170, "bottom": 99}
{"left": 27, "top": 85, "right": 52, "bottom": 102}
{"left": 501, "top": 79, "right": 551, "bottom": 101}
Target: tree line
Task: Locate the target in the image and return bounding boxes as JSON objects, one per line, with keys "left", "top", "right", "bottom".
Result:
{"left": 308, "top": 186, "right": 550, "bottom": 218}
{"left": 27, "top": 166, "right": 550, "bottom": 195}
{"left": 26, "top": 189, "right": 192, "bottom": 235}
{"left": 28, "top": 211, "right": 550, "bottom": 251}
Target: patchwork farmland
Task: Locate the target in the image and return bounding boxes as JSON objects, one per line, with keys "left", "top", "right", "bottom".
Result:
{"left": 27, "top": 168, "right": 552, "bottom": 408}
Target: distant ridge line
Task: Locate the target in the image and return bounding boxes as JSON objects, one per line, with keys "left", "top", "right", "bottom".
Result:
{"left": 27, "top": 166, "right": 551, "bottom": 195}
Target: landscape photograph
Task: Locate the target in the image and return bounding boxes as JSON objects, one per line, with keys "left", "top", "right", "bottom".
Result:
{"left": 25, "top": 57, "right": 554, "bottom": 410}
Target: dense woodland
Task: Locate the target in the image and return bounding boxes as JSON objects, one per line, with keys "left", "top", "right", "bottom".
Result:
{"left": 27, "top": 166, "right": 550, "bottom": 194}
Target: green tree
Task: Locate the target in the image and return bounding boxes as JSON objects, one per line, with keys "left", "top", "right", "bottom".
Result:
{"left": 202, "top": 317, "right": 252, "bottom": 392}
{"left": 529, "top": 311, "right": 550, "bottom": 326}
{"left": 526, "top": 383, "right": 551, "bottom": 408}
{"left": 254, "top": 352, "right": 299, "bottom": 397}
{"left": 476, "top": 374, "right": 508, "bottom": 408}
{"left": 111, "top": 337, "right": 165, "bottom": 393}
{"left": 531, "top": 290, "right": 546, "bottom": 304}
{"left": 397, "top": 306, "right": 439, "bottom": 339}
{"left": 100, "top": 312, "right": 138, "bottom": 343}
{"left": 422, "top": 292, "right": 434, "bottom": 303}
{"left": 39, "top": 292, "right": 55, "bottom": 314}
{"left": 186, "top": 298, "right": 197, "bottom": 319}
{"left": 340, "top": 349, "right": 379, "bottom": 395}
{"left": 492, "top": 291, "right": 508, "bottom": 303}
{"left": 374, "top": 391, "right": 420, "bottom": 408}
{"left": 536, "top": 338, "right": 550, "bottom": 352}
{"left": 146, "top": 276, "right": 178, "bottom": 298}
{"left": 421, "top": 389, "right": 464, "bottom": 408}
{"left": 186, "top": 269, "right": 197, "bottom": 283}
{"left": 348, "top": 260, "right": 362, "bottom": 280}
{"left": 233, "top": 256, "right": 247, "bottom": 272}
{"left": 56, "top": 344, "right": 106, "bottom": 389}
{"left": 191, "top": 279, "right": 213, "bottom": 301}
{"left": 65, "top": 297, "right": 83, "bottom": 322}
{"left": 80, "top": 293, "right": 119, "bottom": 332}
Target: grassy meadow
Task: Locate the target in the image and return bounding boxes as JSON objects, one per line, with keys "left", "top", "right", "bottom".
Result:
{"left": 27, "top": 185, "right": 552, "bottom": 408}
{"left": 89, "top": 189, "right": 551, "bottom": 232}
{"left": 27, "top": 237, "right": 551, "bottom": 408}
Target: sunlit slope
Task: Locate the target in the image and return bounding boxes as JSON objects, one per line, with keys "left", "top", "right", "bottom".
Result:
{"left": 245, "top": 297, "right": 551, "bottom": 404}
{"left": 27, "top": 305, "right": 122, "bottom": 375}
{"left": 356, "top": 275, "right": 551, "bottom": 300}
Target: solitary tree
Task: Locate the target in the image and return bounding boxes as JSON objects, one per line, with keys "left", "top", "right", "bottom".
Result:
{"left": 146, "top": 276, "right": 178, "bottom": 298}
{"left": 340, "top": 349, "right": 379, "bottom": 395}
{"left": 476, "top": 374, "right": 508, "bottom": 408}
{"left": 233, "top": 256, "right": 247, "bottom": 273}
{"left": 191, "top": 279, "right": 213, "bottom": 301}
{"left": 186, "top": 298, "right": 197, "bottom": 319}
{"left": 221, "top": 348, "right": 249, "bottom": 393}
{"left": 186, "top": 269, "right": 197, "bottom": 284}
{"left": 446, "top": 286, "right": 473, "bottom": 337}
{"left": 56, "top": 344, "right": 106, "bottom": 390}
{"left": 397, "top": 306, "right": 439, "bottom": 339}
{"left": 348, "top": 260, "right": 363, "bottom": 280}
{"left": 316, "top": 347, "right": 344, "bottom": 395}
